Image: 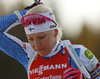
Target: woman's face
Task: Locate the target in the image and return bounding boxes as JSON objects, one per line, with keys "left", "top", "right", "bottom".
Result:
{"left": 26, "top": 29, "right": 58, "bottom": 56}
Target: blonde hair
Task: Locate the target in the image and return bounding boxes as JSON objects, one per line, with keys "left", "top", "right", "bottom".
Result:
{"left": 26, "top": 5, "right": 63, "bottom": 40}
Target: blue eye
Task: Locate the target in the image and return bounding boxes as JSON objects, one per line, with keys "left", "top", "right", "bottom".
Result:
{"left": 28, "top": 38, "right": 34, "bottom": 41}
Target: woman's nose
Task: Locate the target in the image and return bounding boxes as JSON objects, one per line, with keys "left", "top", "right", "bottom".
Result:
{"left": 34, "top": 39, "right": 41, "bottom": 47}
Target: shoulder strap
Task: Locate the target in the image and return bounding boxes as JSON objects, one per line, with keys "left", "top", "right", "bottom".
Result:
{"left": 28, "top": 52, "right": 37, "bottom": 79}
{"left": 63, "top": 40, "right": 91, "bottom": 78}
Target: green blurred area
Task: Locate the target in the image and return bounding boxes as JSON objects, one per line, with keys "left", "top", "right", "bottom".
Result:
{"left": 0, "top": 1, "right": 100, "bottom": 79}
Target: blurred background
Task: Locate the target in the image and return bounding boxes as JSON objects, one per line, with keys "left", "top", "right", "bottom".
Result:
{"left": 0, "top": 0, "right": 100, "bottom": 78}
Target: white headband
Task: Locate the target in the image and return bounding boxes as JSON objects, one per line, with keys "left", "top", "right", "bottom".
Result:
{"left": 24, "top": 11, "right": 57, "bottom": 34}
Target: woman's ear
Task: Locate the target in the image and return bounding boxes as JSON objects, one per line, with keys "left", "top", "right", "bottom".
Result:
{"left": 54, "top": 29, "right": 58, "bottom": 37}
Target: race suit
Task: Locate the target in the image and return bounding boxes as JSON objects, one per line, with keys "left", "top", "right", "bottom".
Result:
{"left": 0, "top": 10, "right": 100, "bottom": 79}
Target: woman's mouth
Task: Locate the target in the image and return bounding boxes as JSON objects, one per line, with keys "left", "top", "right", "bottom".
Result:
{"left": 36, "top": 48, "right": 45, "bottom": 51}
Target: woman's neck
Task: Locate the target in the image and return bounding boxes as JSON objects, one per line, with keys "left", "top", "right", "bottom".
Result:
{"left": 42, "top": 40, "right": 62, "bottom": 58}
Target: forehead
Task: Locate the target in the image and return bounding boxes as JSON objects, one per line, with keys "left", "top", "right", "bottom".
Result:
{"left": 26, "top": 30, "right": 54, "bottom": 37}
